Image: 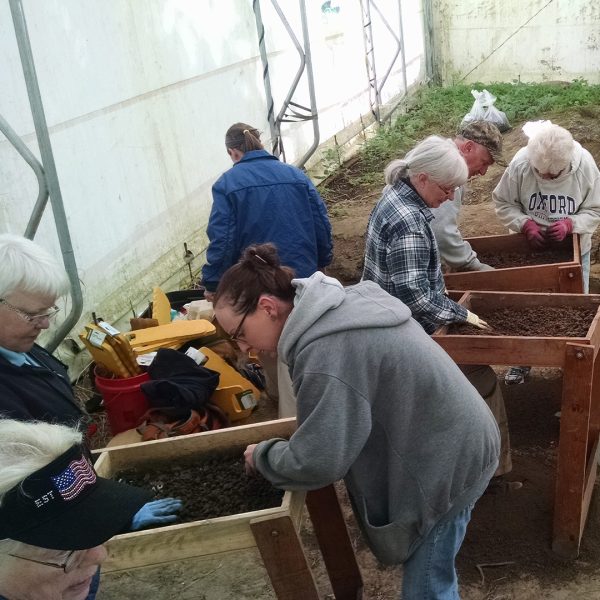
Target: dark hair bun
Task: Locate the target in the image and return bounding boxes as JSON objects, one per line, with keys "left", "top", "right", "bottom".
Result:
{"left": 242, "top": 243, "right": 281, "bottom": 269}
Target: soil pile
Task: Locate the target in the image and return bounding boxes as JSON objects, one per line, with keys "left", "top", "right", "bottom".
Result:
{"left": 116, "top": 452, "right": 284, "bottom": 524}
{"left": 472, "top": 247, "right": 573, "bottom": 269}
{"left": 448, "top": 306, "right": 597, "bottom": 337}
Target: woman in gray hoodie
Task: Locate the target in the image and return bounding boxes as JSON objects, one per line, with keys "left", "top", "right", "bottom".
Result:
{"left": 213, "top": 243, "right": 500, "bottom": 599}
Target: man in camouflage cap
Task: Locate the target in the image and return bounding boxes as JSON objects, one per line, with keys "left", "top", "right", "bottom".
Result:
{"left": 429, "top": 120, "right": 517, "bottom": 487}
{"left": 430, "top": 120, "right": 505, "bottom": 272}
{"left": 459, "top": 120, "right": 506, "bottom": 167}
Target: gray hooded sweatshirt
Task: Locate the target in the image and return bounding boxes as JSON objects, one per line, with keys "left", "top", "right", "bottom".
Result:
{"left": 253, "top": 272, "right": 500, "bottom": 565}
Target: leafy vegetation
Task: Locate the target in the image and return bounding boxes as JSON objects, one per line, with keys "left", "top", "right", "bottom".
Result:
{"left": 319, "top": 80, "right": 600, "bottom": 201}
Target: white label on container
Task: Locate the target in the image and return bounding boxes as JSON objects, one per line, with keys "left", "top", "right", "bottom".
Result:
{"left": 88, "top": 329, "right": 106, "bottom": 348}
{"left": 98, "top": 321, "right": 120, "bottom": 336}
{"left": 239, "top": 391, "right": 257, "bottom": 410}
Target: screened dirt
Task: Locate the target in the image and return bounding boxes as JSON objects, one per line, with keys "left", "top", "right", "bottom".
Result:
{"left": 469, "top": 246, "right": 573, "bottom": 269}
{"left": 115, "top": 451, "right": 284, "bottom": 524}
{"left": 448, "top": 306, "right": 597, "bottom": 337}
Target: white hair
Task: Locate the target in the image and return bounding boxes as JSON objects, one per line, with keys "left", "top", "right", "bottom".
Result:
{"left": 527, "top": 123, "right": 574, "bottom": 175}
{"left": 0, "top": 538, "right": 22, "bottom": 555}
{"left": 0, "top": 420, "right": 82, "bottom": 503}
{"left": 0, "top": 234, "right": 70, "bottom": 299}
{"left": 384, "top": 135, "right": 468, "bottom": 187}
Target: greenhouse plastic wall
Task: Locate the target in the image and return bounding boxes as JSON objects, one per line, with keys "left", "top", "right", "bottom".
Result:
{"left": 0, "top": 0, "right": 421, "bottom": 364}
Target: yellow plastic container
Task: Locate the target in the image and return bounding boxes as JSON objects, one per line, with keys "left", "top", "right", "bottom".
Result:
{"left": 200, "top": 347, "right": 259, "bottom": 421}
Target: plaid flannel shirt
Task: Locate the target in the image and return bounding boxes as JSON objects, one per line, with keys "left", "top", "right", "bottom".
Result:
{"left": 362, "top": 179, "right": 468, "bottom": 334}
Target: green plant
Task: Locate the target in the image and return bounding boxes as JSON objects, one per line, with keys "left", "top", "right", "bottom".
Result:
{"left": 319, "top": 80, "right": 600, "bottom": 192}
{"left": 322, "top": 146, "right": 342, "bottom": 177}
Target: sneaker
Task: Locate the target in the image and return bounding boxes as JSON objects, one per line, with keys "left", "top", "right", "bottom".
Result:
{"left": 485, "top": 476, "right": 523, "bottom": 495}
{"left": 504, "top": 366, "right": 531, "bottom": 385}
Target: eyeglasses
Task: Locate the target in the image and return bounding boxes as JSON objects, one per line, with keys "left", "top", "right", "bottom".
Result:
{"left": 229, "top": 306, "right": 252, "bottom": 343}
{"left": 432, "top": 180, "right": 456, "bottom": 197}
{"left": 0, "top": 299, "right": 60, "bottom": 324}
{"left": 8, "top": 549, "right": 84, "bottom": 573}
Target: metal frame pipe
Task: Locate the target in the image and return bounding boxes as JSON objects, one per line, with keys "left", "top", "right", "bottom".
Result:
{"left": 252, "top": 0, "right": 320, "bottom": 168}
{"left": 9, "top": 0, "right": 83, "bottom": 352}
{"left": 253, "top": 0, "right": 282, "bottom": 157}
{"left": 360, "top": 0, "right": 381, "bottom": 123}
{"left": 0, "top": 111, "right": 49, "bottom": 238}
{"left": 295, "top": 0, "right": 319, "bottom": 169}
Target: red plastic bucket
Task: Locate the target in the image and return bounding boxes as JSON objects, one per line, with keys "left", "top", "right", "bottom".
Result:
{"left": 94, "top": 367, "right": 150, "bottom": 436}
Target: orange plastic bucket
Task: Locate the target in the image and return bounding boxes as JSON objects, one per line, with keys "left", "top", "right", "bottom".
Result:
{"left": 94, "top": 367, "right": 149, "bottom": 435}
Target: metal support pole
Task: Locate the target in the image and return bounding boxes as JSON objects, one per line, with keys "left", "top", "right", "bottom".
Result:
{"left": 360, "top": 0, "right": 381, "bottom": 124}
{"left": 371, "top": 1, "right": 400, "bottom": 96}
{"left": 9, "top": 0, "right": 83, "bottom": 352}
{"left": 422, "top": 0, "right": 440, "bottom": 84}
{"left": 0, "top": 112, "right": 49, "bottom": 238}
{"left": 398, "top": 0, "right": 408, "bottom": 97}
{"left": 253, "top": 0, "right": 283, "bottom": 157}
{"left": 295, "top": 0, "right": 319, "bottom": 169}
{"left": 252, "top": 0, "right": 320, "bottom": 169}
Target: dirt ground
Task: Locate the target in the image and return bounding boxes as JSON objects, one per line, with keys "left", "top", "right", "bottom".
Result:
{"left": 97, "top": 108, "right": 600, "bottom": 599}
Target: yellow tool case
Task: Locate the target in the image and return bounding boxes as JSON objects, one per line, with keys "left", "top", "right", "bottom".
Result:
{"left": 200, "top": 346, "right": 259, "bottom": 421}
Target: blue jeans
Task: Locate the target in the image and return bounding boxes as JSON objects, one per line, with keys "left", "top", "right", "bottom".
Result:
{"left": 85, "top": 568, "right": 101, "bottom": 600}
{"left": 401, "top": 502, "right": 475, "bottom": 600}
{"left": 582, "top": 251, "right": 590, "bottom": 294}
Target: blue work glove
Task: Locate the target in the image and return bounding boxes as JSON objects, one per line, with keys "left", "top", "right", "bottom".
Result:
{"left": 130, "top": 498, "right": 183, "bottom": 531}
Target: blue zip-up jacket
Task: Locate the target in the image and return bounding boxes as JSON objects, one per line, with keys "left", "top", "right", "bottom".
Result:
{"left": 201, "top": 150, "right": 333, "bottom": 291}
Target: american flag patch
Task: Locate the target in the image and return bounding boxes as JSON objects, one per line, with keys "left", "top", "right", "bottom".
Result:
{"left": 51, "top": 456, "right": 97, "bottom": 501}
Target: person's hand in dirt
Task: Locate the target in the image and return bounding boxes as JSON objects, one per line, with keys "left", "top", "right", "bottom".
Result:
{"left": 521, "top": 219, "right": 546, "bottom": 249}
{"left": 244, "top": 444, "right": 258, "bottom": 475}
{"left": 466, "top": 310, "right": 491, "bottom": 330}
{"left": 545, "top": 218, "right": 573, "bottom": 242}
{"left": 130, "top": 498, "right": 183, "bottom": 530}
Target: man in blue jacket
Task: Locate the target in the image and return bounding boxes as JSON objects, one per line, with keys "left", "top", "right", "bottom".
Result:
{"left": 201, "top": 122, "right": 333, "bottom": 295}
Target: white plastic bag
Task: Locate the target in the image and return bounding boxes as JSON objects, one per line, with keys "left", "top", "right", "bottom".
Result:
{"left": 461, "top": 89, "right": 510, "bottom": 132}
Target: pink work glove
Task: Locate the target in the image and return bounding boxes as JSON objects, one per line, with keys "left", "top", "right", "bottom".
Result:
{"left": 546, "top": 218, "right": 573, "bottom": 242}
{"left": 521, "top": 219, "right": 546, "bottom": 249}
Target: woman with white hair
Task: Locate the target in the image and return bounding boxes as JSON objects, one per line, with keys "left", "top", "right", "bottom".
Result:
{"left": 0, "top": 419, "right": 150, "bottom": 600}
{"left": 494, "top": 122, "right": 600, "bottom": 289}
{"left": 362, "top": 135, "right": 489, "bottom": 333}
{"left": 362, "top": 136, "right": 515, "bottom": 487}
{"left": 0, "top": 234, "right": 182, "bottom": 598}
{"left": 493, "top": 122, "right": 600, "bottom": 384}
{"left": 0, "top": 234, "right": 81, "bottom": 426}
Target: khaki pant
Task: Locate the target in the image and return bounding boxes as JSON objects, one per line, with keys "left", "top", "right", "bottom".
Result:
{"left": 257, "top": 351, "right": 297, "bottom": 418}
{"left": 460, "top": 364, "right": 512, "bottom": 477}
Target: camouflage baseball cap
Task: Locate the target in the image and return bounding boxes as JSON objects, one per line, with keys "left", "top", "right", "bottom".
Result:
{"left": 458, "top": 120, "right": 506, "bottom": 166}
